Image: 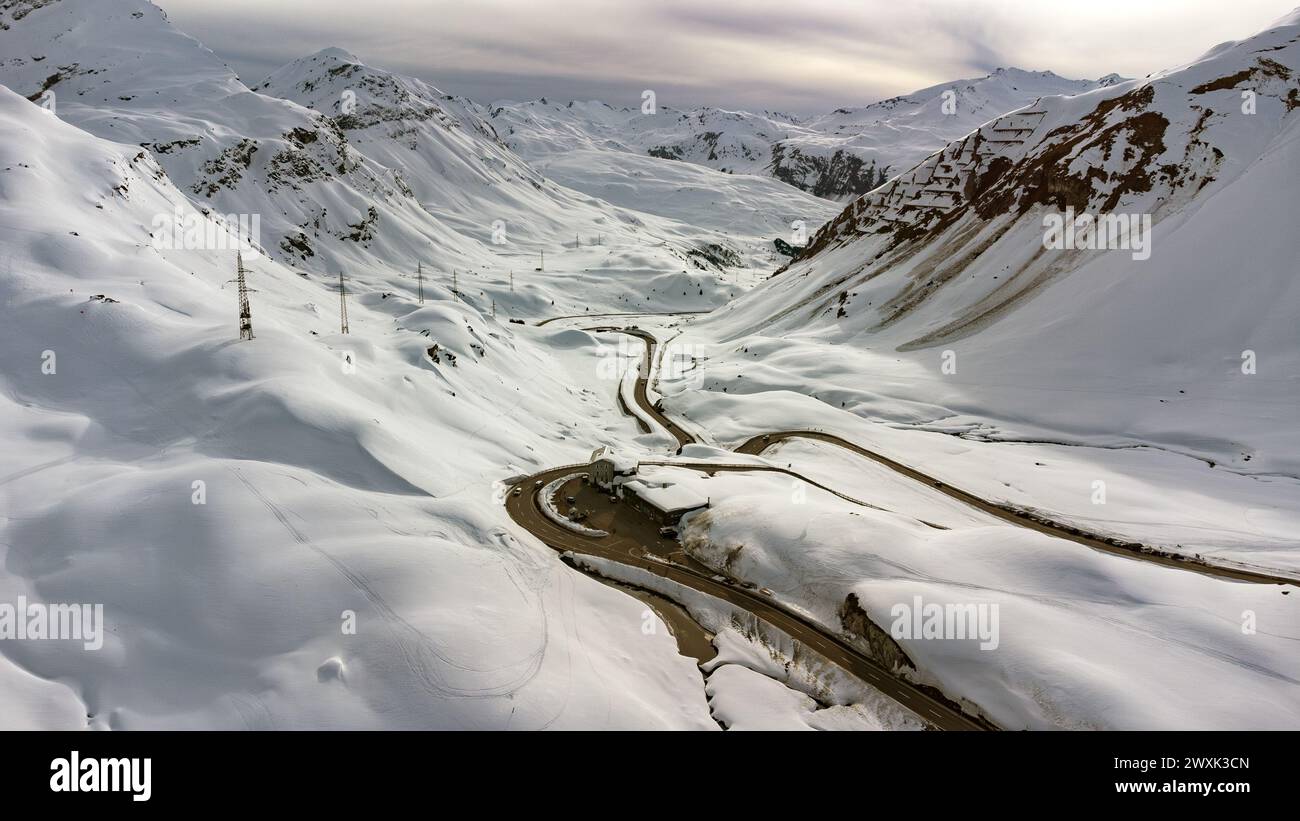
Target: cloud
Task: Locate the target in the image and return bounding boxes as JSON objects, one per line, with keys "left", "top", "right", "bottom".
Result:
{"left": 157, "top": 0, "right": 1298, "bottom": 113}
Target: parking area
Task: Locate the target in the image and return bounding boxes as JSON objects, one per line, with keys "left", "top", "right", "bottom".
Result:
{"left": 550, "top": 473, "right": 707, "bottom": 569}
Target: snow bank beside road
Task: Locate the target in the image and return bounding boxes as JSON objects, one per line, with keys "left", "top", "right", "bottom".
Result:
{"left": 683, "top": 469, "right": 1300, "bottom": 729}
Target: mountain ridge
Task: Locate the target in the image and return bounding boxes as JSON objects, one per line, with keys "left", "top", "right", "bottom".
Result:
{"left": 486, "top": 66, "right": 1128, "bottom": 201}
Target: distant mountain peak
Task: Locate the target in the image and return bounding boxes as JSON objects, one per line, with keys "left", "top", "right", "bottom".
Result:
{"left": 991, "top": 66, "right": 1060, "bottom": 77}
{"left": 304, "top": 46, "right": 363, "bottom": 63}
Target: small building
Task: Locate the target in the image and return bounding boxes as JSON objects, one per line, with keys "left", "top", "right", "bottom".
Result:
{"left": 589, "top": 446, "right": 637, "bottom": 490}
{"left": 620, "top": 479, "right": 709, "bottom": 528}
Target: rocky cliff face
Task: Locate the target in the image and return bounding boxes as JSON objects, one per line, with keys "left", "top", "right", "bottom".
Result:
{"left": 769, "top": 143, "right": 891, "bottom": 200}
{"left": 839, "top": 593, "right": 915, "bottom": 673}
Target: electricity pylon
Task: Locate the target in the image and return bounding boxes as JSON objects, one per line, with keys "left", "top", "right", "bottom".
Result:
{"left": 338, "top": 270, "right": 350, "bottom": 334}
{"left": 224, "top": 252, "right": 257, "bottom": 341}
{"left": 416, "top": 260, "right": 424, "bottom": 304}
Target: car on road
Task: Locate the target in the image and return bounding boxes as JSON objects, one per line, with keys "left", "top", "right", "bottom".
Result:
{"left": 512, "top": 487, "right": 521, "bottom": 497}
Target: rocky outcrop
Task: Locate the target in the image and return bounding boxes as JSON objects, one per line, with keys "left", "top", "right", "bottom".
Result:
{"left": 769, "top": 143, "right": 890, "bottom": 200}
{"left": 838, "top": 592, "right": 915, "bottom": 673}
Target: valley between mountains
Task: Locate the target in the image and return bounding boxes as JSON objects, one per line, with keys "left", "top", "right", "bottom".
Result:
{"left": 0, "top": 0, "right": 1297, "bottom": 730}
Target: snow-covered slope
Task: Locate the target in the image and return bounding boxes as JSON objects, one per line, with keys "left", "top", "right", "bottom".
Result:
{"left": 0, "top": 80, "right": 729, "bottom": 729}
{"left": 680, "top": 466, "right": 1300, "bottom": 730}
{"left": 489, "top": 99, "right": 801, "bottom": 175}
{"left": 488, "top": 69, "right": 1125, "bottom": 201}
{"left": 254, "top": 52, "right": 838, "bottom": 267}
{"left": 250, "top": 48, "right": 701, "bottom": 257}
{"left": 684, "top": 8, "right": 1300, "bottom": 479}
{"left": 0, "top": 0, "right": 486, "bottom": 274}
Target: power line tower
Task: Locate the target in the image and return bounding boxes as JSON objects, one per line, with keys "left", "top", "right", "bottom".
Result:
{"left": 452, "top": 268, "right": 459, "bottom": 301}
{"left": 337, "top": 270, "right": 350, "bottom": 334}
{"left": 539, "top": 250, "right": 544, "bottom": 271}
{"left": 416, "top": 260, "right": 424, "bottom": 305}
{"left": 224, "top": 252, "right": 257, "bottom": 341}
{"left": 509, "top": 269, "right": 513, "bottom": 292}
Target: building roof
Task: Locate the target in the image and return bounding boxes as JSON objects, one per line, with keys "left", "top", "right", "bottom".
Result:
{"left": 622, "top": 479, "right": 708, "bottom": 515}
{"left": 590, "top": 446, "right": 637, "bottom": 473}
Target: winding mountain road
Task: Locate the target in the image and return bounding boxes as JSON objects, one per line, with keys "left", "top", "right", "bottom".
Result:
{"left": 503, "top": 465, "right": 990, "bottom": 730}
{"left": 507, "top": 323, "right": 992, "bottom": 729}
{"left": 609, "top": 327, "right": 1296, "bottom": 588}
{"left": 506, "top": 318, "right": 1293, "bottom": 732}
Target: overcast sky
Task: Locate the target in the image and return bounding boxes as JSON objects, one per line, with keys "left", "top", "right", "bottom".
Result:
{"left": 160, "top": 0, "right": 1296, "bottom": 113}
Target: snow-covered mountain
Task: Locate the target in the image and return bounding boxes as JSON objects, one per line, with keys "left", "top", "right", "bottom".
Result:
{"left": 488, "top": 69, "right": 1126, "bottom": 201}
{"left": 0, "top": 0, "right": 818, "bottom": 288}
{"left": 676, "top": 7, "right": 1300, "bottom": 506}
{"left": 0, "top": 0, "right": 482, "bottom": 273}
{"left": 248, "top": 46, "right": 692, "bottom": 259}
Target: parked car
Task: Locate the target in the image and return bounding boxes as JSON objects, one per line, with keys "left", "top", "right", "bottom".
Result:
{"left": 658, "top": 527, "right": 677, "bottom": 538}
